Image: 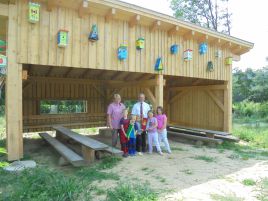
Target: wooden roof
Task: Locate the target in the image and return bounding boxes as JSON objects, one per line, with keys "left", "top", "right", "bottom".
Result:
{"left": 30, "top": 0, "right": 254, "bottom": 56}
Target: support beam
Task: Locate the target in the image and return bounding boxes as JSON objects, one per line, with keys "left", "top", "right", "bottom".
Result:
{"left": 129, "top": 14, "right": 140, "bottom": 28}
{"left": 150, "top": 20, "right": 161, "bottom": 32}
{"left": 198, "top": 34, "right": 209, "bottom": 43}
{"left": 155, "top": 74, "right": 164, "bottom": 108}
{"left": 183, "top": 30, "right": 195, "bottom": 40}
{"left": 224, "top": 78, "right": 232, "bottom": 132}
{"left": 168, "top": 25, "right": 179, "bottom": 36}
{"left": 169, "top": 84, "right": 227, "bottom": 91}
{"left": 168, "top": 90, "right": 191, "bottom": 104}
{"left": 47, "top": 0, "right": 56, "bottom": 12}
{"left": 222, "top": 41, "right": 232, "bottom": 49}
{"left": 205, "top": 90, "right": 224, "bottom": 112}
{"left": 144, "top": 88, "right": 156, "bottom": 109}
{"left": 105, "top": 8, "right": 116, "bottom": 22}
{"left": 6, "top": 3, "right": 23, "bottom": 161}
{"left": 78, "top": 0, "right": 89, "bottom": 18}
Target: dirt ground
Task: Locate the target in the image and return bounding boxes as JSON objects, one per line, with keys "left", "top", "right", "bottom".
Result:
{"left": 23, "top": 130, "right": 268, "bottom": 201}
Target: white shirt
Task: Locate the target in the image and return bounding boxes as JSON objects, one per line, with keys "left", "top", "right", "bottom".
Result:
{"left": 131, "top": 101, "right": 151, "bottom": 118}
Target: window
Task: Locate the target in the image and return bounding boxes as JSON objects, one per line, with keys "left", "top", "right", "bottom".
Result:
{"left": 40, "top": 100, "right": 87, "bottom": 114}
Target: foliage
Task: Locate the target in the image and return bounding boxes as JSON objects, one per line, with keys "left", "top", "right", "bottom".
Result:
{"left": 106, "top": 183, "right": 158, "bottom": 201}
{"left": 40, "top": 100, "right": 87, "bottom": 114}
{"left": 233, "top": 124, "right": 268, "bottom": 148}
{"left": 233, "top": 67, "right": 268, "bottom": 103}
{"left": 170, "top": 0, "right": 232, "bottom": 34}
{"left": 210, "top": 193, "right": 244, "bottom": 201}
{"left": 258, "top": 178, "right": 268, "bottom": 201}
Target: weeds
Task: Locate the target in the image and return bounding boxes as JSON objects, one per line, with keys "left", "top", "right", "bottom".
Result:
{"left": 242, "top": 179, "right": 256, "bottom": 186}
{"left": 170, "top": 146, "right": 186, "bottom": 151}
{"left": 258, "top": 178, "right": 268, "bottom": 201}
{"left": 210, "top": 193, "right": 244, "bottom": 201}
{"left": 181, "top": 169, "right": 193, "bottom": 175}
{"left": 106, "top": 182, "right": 158, "bottom": 201}
{"left": 193, "top": 155, "right": 216, "bottom": 162}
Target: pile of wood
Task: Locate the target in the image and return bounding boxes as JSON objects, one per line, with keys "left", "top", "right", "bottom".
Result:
{"left": 167, "top": 124, "right": 239, "bottom": 146}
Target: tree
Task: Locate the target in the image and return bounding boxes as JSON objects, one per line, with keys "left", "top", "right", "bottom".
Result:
{"left": 169, "top": 0, "right": 232, "bottom": 35}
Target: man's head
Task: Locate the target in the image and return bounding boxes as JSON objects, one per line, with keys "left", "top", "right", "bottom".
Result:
{"left": 138, "top": 93, "right": 145, "bottom": 102}
{"left": 113, "top": 94, "right": 121, "bottom": 104}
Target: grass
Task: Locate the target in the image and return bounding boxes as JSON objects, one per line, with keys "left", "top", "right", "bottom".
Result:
{"left": 210, "top": 193, "right": 244, "bottom": 201}
{"left": 258, "top": 178, "right": 268, "bottom": 201}
{"left": 106, "top": 182, "right": 158, "bottom": 201}
{"left": 242, "top": 178, "right": 256, "bottom": 186}
{"left": 193, "top": 155, "right": 216, "bottom": 162}
{"left": 0, "top": 155, "right": 122, "bottom": 200}
{"left": 233, "top": 123, "right": 268, "bottom": 149}
{"left": 170, "top": 146, "right": 186, "bottom": 151}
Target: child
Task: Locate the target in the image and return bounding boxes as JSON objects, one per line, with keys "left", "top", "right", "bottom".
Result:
{"left": 135, "top": 115, "right": 143, "bottom": 155}
{"left": 126, "top": 115, "right": 137, "bottom": 156}
{"left": 119, "top": 109, "right": 130, "bottom": 157}
{"left": 146, "top": 110, "right": 163, "bottom": 155}
{"left": 156, "top": 106, "right": 171, "bottom": 154}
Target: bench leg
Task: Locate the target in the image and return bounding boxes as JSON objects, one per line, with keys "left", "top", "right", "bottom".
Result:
{"left": 82, "top": 146, "right": 95, "bottom": 164}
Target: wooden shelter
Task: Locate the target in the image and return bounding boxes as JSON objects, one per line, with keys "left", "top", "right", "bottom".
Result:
{"left": 0, "top": 0, "right": 253, "bottom": 160}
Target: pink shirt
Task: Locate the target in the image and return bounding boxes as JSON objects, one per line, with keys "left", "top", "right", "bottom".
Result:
{"left": 107, "top": 102, "right": 126, "bottom": 129}
{"left": 156, "top": 114, "right": 167, "bottom": 129}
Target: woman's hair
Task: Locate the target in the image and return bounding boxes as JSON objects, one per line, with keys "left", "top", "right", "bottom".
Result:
{"left": 122, "top": 108, "right": 129, "bottom": 113}
{"left": 156, "top": 106, "right": 164, "bottom": 114}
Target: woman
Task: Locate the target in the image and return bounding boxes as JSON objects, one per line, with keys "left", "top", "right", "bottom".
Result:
{"left": 107, "top": 94, "right": 126, "bottom": 147}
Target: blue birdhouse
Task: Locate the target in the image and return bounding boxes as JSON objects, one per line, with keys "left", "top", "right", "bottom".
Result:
{"left": 199, "top": 43, "right": 208, "bottom": 55}
{"left": 170, "top": 44, "right": 179, "bottom": 55}
{"left": 184, "top": 49, "right": 193, "bottom": 61}
{"left": 118, "top": 44, "right": 128, "bottom": 61}
{"left": 57, "top": 30, "right": 69, "bottom": 47}
{"left": 89, "top": 24, "right": 99, "bottom": 42}
{"left": 155, "top": 57, "right": 163, "bottom": 71}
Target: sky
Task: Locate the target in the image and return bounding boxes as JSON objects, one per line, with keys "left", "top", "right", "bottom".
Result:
{"left": 121, "top": 0, "right": 268, "bottom": 70}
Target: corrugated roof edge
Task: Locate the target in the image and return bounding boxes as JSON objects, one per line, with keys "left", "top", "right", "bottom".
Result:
{"left": 100, "top": 0, "right": 254, "bottom": 49}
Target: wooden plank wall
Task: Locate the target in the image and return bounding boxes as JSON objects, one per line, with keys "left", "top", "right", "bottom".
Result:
{"left": 169, "top": 89, "right": 224, "bottom": 131}
{"left": 17, "top": 0, "right": 232, "bottom": 81}
{"left": 23, "top": 79, "right": 154, "bottom": 131}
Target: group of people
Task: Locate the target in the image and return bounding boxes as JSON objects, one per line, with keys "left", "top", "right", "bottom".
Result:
{"left": 107, "top": 93, "right": 171, "bottom": 157}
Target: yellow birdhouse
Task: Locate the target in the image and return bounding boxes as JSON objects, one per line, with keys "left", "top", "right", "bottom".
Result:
{"left": 225, "top": 57, "right": 233, "bottom": 65}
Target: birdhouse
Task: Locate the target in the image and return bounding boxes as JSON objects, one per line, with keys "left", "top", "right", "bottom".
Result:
{"left": 215, "top": 50, "right": 222, "bottom": 58}
{"left": 170, "top": 44, "right": 179, "bottom": 55}
{"left": 207, "top": 61, "right": 214, "bottom": 72}
{"left": 0, "top": 67, "right": 6, "bottom": 76}
{"left": 184, "top": 49, "right": 193, "bottom": 61}
{"left": 28, "top": 2, "right": 40, "bottom": 23}
{"left": 155, "top": 57, "right": 163, "bottom": 71}
{"left": 89, "top": 24, "right": 99, "bottom": 42}
{"left": 0, "top": 40, "right": 6, "bottom": 52}
{"left": 118, "top": 44, "right": 128, "bottom": 61}
{"left": 0, "top": 54, "right": 7, "bottom": 68}
{"left": 136, "top": 37, "right": 145, "bottom": 50}
{"left": 225, "top": 57, "right": 233, "bottom": 65}
{"left": 57, "top": 30, "right": 69, "bottom": 47}
{"left": 199, "top": 43, "right": 208, "bottom": 55}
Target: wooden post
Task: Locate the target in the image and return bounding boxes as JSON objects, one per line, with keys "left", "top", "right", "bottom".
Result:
{"left": 6, "top": 3, "right": 23, "bottom": 161}
{"left": 155, "top": 74, "right": 164, "bottom": 109}
{"left": 224, "top": 76, "right": 232, "bottom": 132}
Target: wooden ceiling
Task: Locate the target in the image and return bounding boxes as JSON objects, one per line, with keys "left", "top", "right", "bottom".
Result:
{"left": 23, "top": 64, "right": 223, "bottom": 87}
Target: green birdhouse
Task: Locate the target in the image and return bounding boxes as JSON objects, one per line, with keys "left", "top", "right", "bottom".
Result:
{"left": 29, "top": 2, "right": 40, "bottom": 23}
{"left": 0, "top": 54, "right": 7, "bottom": 68}
{"left": 225, "top": 57, "right": 232, "bottom": 65}
{"left": 136, "top": 37, "right": 145, "bottom": 50}
{"left": 57, "top": 30, "right": 69, "bottom": 47}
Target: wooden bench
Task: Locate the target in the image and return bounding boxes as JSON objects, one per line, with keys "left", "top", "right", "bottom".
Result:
{"left": 53, "top": 126, "right": 122, "bottom": 163}
{"left": 39, "top": 133, "right": 85, "bottom": 167}
{"left": 168, "top": 130, "right": 223, "bottom": 145}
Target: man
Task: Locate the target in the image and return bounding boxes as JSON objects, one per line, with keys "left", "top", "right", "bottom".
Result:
{"left": 107, "top": 94, "right": 126, "bottom": 147}
{"left": 132, "top": 93, "right": 151, "bottom": 153}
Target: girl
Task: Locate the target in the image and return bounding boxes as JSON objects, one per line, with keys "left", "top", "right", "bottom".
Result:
{"left": 126, "top": 115, "right": 137, "bottom": 156}
{"left": 156, "top": 106, "right": 171, "bottom": 154}
{"left": 119, "top": 109, "right": 130, "bottom": 157}
{"left": 146, "top": 110, "right": 163, "bottom": 155}
{"left": 135, "top": 115, "right": 143, "bottom": 155}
